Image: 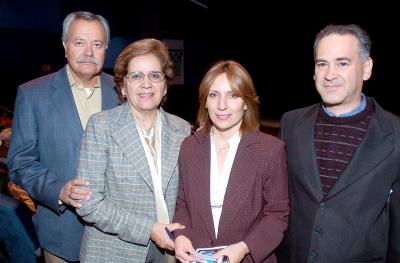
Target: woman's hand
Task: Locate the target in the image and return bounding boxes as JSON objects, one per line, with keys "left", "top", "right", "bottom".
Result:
{"left": 150, "top": 222, "right": 185, "bottom": 251}
{"left": 214, "top": 241, "right": 249, "bottom": 263}
{"left": 174, "top": 235, "right": 198, "bottom": 262}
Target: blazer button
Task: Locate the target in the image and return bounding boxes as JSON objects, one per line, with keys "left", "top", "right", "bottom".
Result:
{"left": 320, "top": 202, "right": 326, "bottom": 210}
{"left": 315, "top": 226, "right": 322, "bottom": 234}
{"left": 310, "top": 250, "right": 318, "bottom": 261}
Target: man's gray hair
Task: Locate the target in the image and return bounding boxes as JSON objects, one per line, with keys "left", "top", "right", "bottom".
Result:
{"left": 314, "top": 24, "right": 371, "bottom": 63}
{"left": 62, "top": 11, "right": 110, "bottom": 49}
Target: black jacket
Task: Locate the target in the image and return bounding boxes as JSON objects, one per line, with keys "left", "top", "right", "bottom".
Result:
{"left": 277, "top": 98, "right": 400, "bottom": 263}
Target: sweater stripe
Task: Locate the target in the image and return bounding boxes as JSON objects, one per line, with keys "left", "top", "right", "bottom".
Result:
{"left": 314, "top": 99, "right": 374, "bottom": 196}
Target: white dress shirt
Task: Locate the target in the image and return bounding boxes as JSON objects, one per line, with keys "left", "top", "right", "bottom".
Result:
{"left": 210, "top": 131, "right": 241, "bottom": 237}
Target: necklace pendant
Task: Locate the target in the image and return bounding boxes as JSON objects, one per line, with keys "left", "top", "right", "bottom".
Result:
{"left": 216, "top": 145, "right": 229, "bottom": 155}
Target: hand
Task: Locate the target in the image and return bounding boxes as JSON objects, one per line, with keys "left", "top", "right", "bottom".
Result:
{"left": 214, "top": 241, "right": 249, "bottom": 263}
{"left": 0, "top": 127, "right": 12, "bottom": 147}
{"left": 151, "top": 222, "right": 185, "bottom": 251}
{"left": 174, "top": 235, "right": 198, "bottom": 263}
{"left": 59, "top": 178, "right": 91, "bottom": 208}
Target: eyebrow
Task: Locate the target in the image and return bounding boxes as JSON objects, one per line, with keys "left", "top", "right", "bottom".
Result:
{"left": 72, "top": 37, "right": 104, "bottom": 43}
{"left": 315, "top": 59, "right": 326, "bottom": 64}
{"left": 315, "top": 57, "right": 351, "bottom": 63}
{"left": 128, "top": 70, "right": 163, "bottom": 74}
{"left": 208, "top": 89, "right": 234, "bottom": 94}
{"left": 336, "top": 57, "right": 351, "bottom": 62}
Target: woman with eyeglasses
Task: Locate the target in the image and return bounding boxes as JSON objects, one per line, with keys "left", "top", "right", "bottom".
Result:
{"left": 173, "top": 60, "right": 289, "bottom": 263}
{"left": 75, "top": 38, "right": 191, "bottom": 263}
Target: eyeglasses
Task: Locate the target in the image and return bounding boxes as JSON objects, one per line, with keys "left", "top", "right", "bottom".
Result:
{"left": 125, "top": 71, "right": 165, "bottom": 84}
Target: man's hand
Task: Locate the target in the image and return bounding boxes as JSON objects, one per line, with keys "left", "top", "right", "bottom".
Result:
{"left": 59, "top": 178, "right": 91, "bottom": 208}
{"left": 150, "top": 222, "right": 185, "bottom": 251}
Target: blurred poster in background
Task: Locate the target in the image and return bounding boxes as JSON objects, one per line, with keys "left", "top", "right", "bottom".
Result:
{"left": 164, "top": 39, "right": 184, "bottom": 85}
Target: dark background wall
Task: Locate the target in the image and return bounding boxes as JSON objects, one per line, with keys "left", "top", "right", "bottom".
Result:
{"left": 1, "top": 0, "right": 398, "bottom": 124}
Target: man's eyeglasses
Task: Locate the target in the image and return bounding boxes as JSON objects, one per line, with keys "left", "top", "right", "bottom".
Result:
{"left": 125, "top": 71, "right": 165, "bottom": 84}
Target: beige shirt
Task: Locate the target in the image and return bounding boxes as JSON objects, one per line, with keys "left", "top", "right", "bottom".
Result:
{"left": 131, "top": 110, "right": 170, "bottom": 224}
{"left": 67, "top": 65, "right": 102, "bottom": 130}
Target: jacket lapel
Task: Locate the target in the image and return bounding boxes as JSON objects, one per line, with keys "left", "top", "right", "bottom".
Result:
{"left": 326, "top": 103, "right": 394, "bottom": 199}
{"left": 193, "top": 132, "right": 217, "bottom": 240}
{"left": 160, "top": 109, "right": 181, "bottom": 194}
{"left": 294, "top": 106, "right": 324, "bottom": 200}
{"left": 49, "top": 66, "right": 83, "bottom": 146}
{"left": 217, "top": 132, "right": 260, "bottom": 238}
{"left": 110, "top": 103, "right": 153, "bottom": 191}
{"left": 100, "top": 72, "right": 118, "bottom": 110}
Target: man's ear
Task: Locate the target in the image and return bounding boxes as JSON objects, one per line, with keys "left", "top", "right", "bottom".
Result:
{"left": 362, "top": 57, "right": 373, "bottom": 81}
{"left": 62, "top": 42, "right": 68, "bottom": 58}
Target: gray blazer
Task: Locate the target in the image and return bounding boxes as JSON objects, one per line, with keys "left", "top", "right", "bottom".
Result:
{"left": 278, "top": 98, "right": 400, "bottom": 263}
{"left": 76, "top": 103, "right": 191, "bottom": 263}
{"left": 7, "top": 66, "right": 118, "bottom": 261}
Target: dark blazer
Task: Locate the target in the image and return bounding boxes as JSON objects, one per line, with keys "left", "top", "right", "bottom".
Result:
{"left": 7, "top": 66, "right": 119, "bottom": 261}
{"left": 173, "top": 130, "right": 289, "bottom": 263}
{"left": 278, "top": 98, "right": 400, "bottom": 263}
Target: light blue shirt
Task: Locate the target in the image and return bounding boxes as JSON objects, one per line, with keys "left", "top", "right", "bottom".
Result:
{"left": 322, "top": 94, "right": 366, "bottom": 117}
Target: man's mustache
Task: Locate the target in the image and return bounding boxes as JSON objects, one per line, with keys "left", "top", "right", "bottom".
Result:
{"left": 77, "top": 57, "right": 99, "bottom": 65}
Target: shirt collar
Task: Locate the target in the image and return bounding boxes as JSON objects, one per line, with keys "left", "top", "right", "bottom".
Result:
{"left": 322, "top": 93, "right": 366, "bottom": 117}
{"left": 66, "top": 65, "right": 101, "bottom": 90}
{"left": 210, "top": 128, "right": 241, "bottom": 147}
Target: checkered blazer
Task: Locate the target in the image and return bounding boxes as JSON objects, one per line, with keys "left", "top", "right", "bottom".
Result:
{"left": 76, "top": 103, "right": 191, "bottom": 263}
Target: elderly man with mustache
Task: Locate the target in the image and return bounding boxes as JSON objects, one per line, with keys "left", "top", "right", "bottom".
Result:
{"left": 7, "top": 11, "right": 119, "bottom": 263}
